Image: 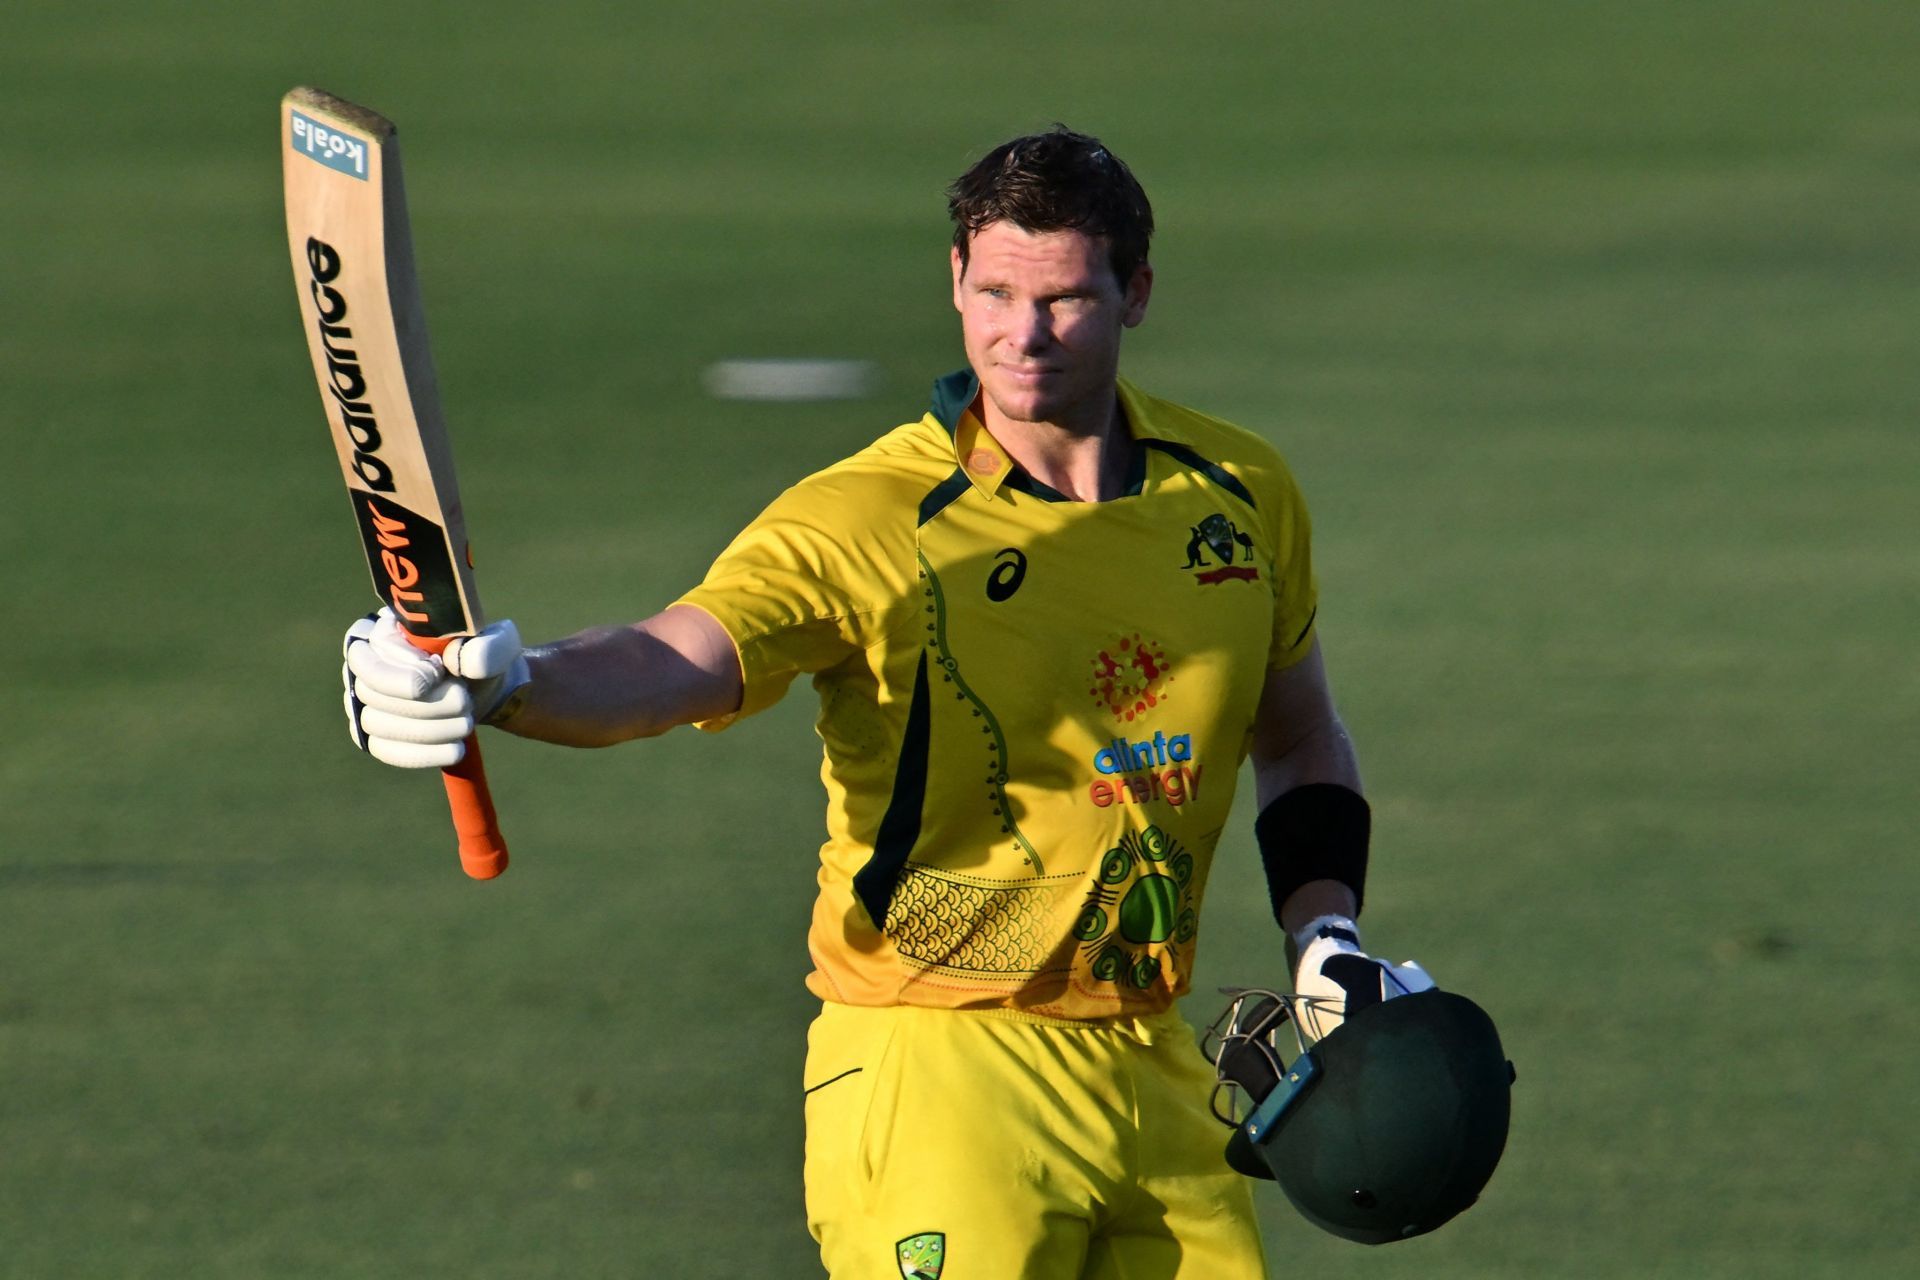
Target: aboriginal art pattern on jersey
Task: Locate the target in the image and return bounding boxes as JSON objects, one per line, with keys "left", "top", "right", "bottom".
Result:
{"left": 882, "top": 865, "right": 1080, "bottom": 977}
{"left": 918, "top": 549, "right": 1042, "bottom": 872}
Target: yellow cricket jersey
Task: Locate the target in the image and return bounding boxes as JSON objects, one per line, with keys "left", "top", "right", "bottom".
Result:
{"left": 677, "top": 371, "right": 1317, "bottom": 1021}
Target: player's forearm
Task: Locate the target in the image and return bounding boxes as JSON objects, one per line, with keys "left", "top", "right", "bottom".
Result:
{"left": 501, "top": 627, "right": 674, "bottom": 746}
{"left": 1247, "top": 640, "right": 1363, "bottom": 807}
{"left": 1251, "top": 711, "right": 1362, "bottom": 808}
{"left": 1249, "top": 683, "right": 1367, "bottom": 928}
{"left": 1276, "top": 878, "right": 1360, "bottom": 934}
{"left": 495, "top": 608, "right": 743, "bottom": 747}
{"left": 1251, "top": 725, "right": 1368, "bottom": 933}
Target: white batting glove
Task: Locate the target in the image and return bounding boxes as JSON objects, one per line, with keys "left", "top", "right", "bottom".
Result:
{"left": 1291, "top": 915, "right": 1436, "bottom": 1041}
{"left": 341, "top": 608, "right": 529, "bottom": 768}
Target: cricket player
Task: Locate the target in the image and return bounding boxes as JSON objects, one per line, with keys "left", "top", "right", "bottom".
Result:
{"left": 342, "top": 127, "right": 1413, "bottom": 1278}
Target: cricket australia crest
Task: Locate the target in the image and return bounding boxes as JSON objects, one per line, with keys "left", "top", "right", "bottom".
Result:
{"left": 1182, "top": 512, "right": 1259, "bottom": 584}
{"left": 896, "top": 1231, "right": 945, "bottom": 1279}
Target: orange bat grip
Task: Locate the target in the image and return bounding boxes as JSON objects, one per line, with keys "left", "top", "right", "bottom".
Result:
{"left": 404, "top": 632, "right": 510, "bottom": 879}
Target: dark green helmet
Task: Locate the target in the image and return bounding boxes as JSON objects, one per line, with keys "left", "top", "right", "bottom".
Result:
{"left": 1207, "top": 987, "right": 1514, "bottom": 1245}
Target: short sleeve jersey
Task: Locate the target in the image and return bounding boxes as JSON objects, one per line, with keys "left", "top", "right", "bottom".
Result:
{"left": 677, "top": 372, "right": 1317, "bottom": 1021}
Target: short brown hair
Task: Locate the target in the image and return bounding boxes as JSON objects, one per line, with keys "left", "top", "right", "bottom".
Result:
{"left": 947, "top": 126, "right": 1154, "bottom": 287}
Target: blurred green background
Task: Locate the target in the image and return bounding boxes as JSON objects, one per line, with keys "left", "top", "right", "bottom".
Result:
{"left": 5, "top": 1, "right": 1916, "bottom": 1275}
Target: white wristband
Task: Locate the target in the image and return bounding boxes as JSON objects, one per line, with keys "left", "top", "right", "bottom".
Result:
{"left": 1292, "top": 913, "right": 1361, "bottom": 954}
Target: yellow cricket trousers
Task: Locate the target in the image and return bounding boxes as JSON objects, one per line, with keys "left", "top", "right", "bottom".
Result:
{"left": 802, "top": 1001, "right": 1268, "bottom": 1279}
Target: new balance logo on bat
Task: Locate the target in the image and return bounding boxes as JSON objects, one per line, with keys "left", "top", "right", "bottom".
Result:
{"left": 303, "top": 237, "right": 395, "bottom": 494}
{"left": 350, "top": 492, "right": 465, "bottom": 634}
{"left": 289, "top": 110, "right": 369, "bottom": 179}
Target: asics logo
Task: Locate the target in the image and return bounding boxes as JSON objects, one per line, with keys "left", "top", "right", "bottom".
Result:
{"left": 986, "top": 547, "right": 1026, "bottom": 601}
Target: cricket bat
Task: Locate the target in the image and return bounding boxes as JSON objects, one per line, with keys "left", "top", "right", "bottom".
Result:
{"left": 281, "top": 86, "right": 509, "bottom": 880}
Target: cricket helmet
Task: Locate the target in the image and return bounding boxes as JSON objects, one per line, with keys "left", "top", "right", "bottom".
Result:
{"left": 1205, "top": 985, "right": 1514, "bottom": 1245}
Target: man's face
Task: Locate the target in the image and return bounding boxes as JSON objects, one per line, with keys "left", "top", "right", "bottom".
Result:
{"left": 951, "top": 222, "right": 1152, "bottom": 434}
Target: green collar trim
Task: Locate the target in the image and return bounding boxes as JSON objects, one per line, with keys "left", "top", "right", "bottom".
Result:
{"left": 928, "top": 369, "right": 977, "bottom": 434}
{"left": 928, "top": 369, "right": 1157, "bottom": 502}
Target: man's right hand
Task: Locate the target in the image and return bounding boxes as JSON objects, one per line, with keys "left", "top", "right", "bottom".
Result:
{"left": 341, "top": 608, "right": 528, "bottom": 768}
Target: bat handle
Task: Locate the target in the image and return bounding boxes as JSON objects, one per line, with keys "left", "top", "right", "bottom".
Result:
{"left": 406, "top": 632, "right": 510, "bottom": 880}
{"left": 442, "top": 734, "right": 509, "bottom": 879}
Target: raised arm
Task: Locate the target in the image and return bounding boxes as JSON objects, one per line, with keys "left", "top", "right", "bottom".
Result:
{"left": 499, "top": 605, "right": 743, "bottom": 747}
{"left": 342, "top": 604, "right": 742, "bottom": 768}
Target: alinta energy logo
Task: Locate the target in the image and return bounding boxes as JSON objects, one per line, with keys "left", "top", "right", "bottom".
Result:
{"left": 1087, "top": 634, "right": 1202, "bottom": 810}
{"left": 1071, "top": 825, "right": 1198, "bottom": 991}
{"left": 1088, "top": 730, "right": 1203, "bottom": 811}
{"left": 1183, "top": 512, "right": 1260, "bottom": 585}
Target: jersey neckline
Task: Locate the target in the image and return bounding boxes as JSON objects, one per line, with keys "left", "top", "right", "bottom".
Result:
{"left": 926, "top": 369, "right": 1151, "bottom": 505}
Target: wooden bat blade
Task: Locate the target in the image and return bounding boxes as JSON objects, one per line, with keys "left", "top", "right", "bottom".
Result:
{"left": 283, "top": 86, "right": 508, "bottom": 878}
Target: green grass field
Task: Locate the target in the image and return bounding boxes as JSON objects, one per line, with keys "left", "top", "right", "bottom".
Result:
{"left": 5, "top": 1, "right": 1917, "bottom": 1274}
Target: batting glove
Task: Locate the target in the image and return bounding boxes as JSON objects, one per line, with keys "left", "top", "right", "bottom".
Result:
{"left": 341, "top": 608, "right": 529, "bottom": 768}
{"left": 1291, "top": 915, "right": 1436, "bottom": 1041}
